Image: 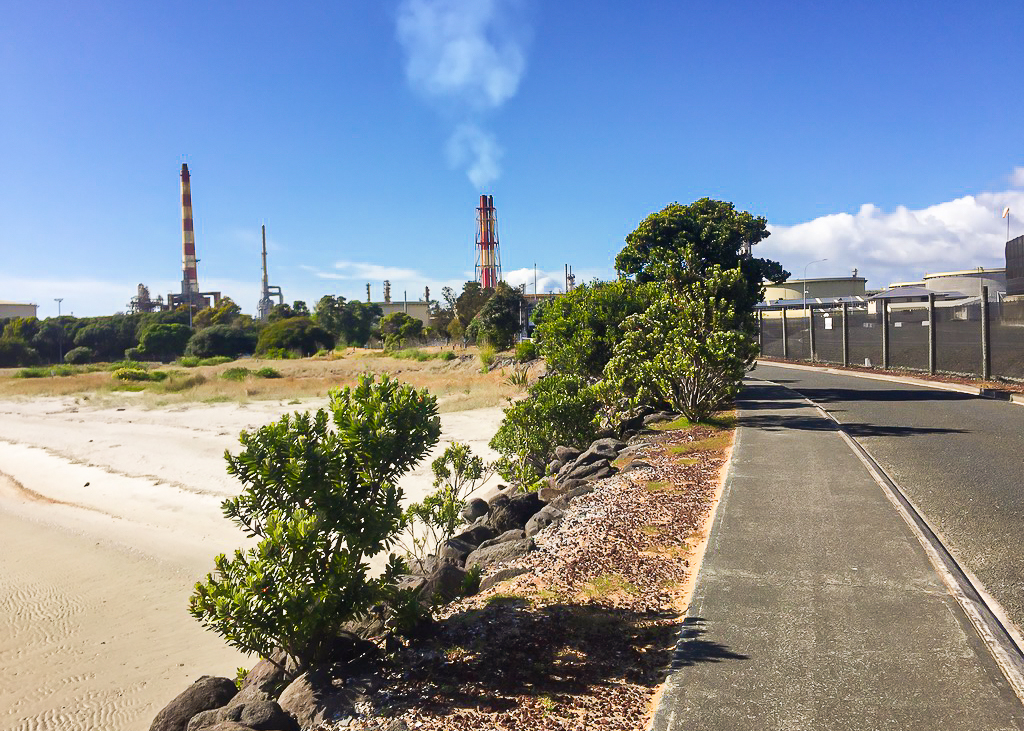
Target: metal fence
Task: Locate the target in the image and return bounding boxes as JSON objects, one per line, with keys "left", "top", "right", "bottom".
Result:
{"left": 757, "top": 287, "right": 1024, "bottom": 382}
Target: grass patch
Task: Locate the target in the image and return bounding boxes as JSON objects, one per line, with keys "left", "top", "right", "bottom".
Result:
{"left": 178, "top": 355, "right": 234, "bottom": 367}
{"left": 478, "top": 344, "right": 496, "bottom": 373}
{"left": 203, "top": 395, "right": 233, "bottom": 403}
{"left": 640, "top": 524, "right": 662, "bottom": 536}
{"left": 439, "top": 350, "right": 456, "bottom": 362}
{"left": 17, "top": 365, "right": 81, "bottom": 378}
{"left": 581, "top": 573, "right": 640, "bottom": 600}
{"left": 649, "top": 411, "right": 737, "bottom": 432}
{"left": 160, "top": 372, "right": 208, "bottom": 392}
{"left": 220, "top": 367, "right": 252, "bottom": 382}
{"left": 644, "top": 480, "right": 672, "bottom": 493}
{"left": 668, "top": 432, "right": 732, "bottom": 456}
{"left": 485, "top": 593, "right": 528, "bottom": 606}
{"left": 112, "top": 367, "right": 167, "bottom": 382}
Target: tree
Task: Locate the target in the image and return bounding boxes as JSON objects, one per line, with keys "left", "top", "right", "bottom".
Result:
{"left": 615, "top": 199, "right": 789, "bottom": 317}
{"left": 598, "top": 268, "right": 758, "bottom": 423}
{"left": 256, "top": 317, "right": 335, "bottom": 357}
{"left": 313, "top": 296, "right": 382, "bottom": 347}
{"left": 0, "top": 339, "right": 40, "bottom": 367}
{"left": 137, "top": 323, "right": 193, "bottom": 361}
{"left": 268, "top": 303, "right": 297, "bottom": 322}
{"left": 428, "top": 287, "right": 457, "bottom": 336}
{"left": 466, "top": 281, "right": 525, "bottom": 350}
{"left": 2, "top": 317, "right": 40, "bottom": 343}
{"left": 533, "top": 279, "right": 654, "bottom": 379}
{"left": 189, "top": 374, "right": 441, "bottom": 676}
{"left": 185, "top": 325, "right": 257, "bottom": 358}
{"left": 455, "top": 281, "right": 493, "bottom": 329}
{"left": 292, "top": 300, "right": 310, "bottom": 317}
{"left": 380, "top": 312, "right": 423, "bottom": 347}
{"left": 192, "top": 298, "right": 242, "bottom": 330}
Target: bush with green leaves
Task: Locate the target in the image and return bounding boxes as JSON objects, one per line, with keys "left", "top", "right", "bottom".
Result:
{"left": 465, "top": 281, "right": 525, "bottom": 350}
{"left": 0, "top": 339, "right": 41, "bottom": 368}
{"left": 64, "top": 346, "right": 94, "bottom": 365}
{"left": 439, "top": 350, "right": 456, "bottom": 362}
{"left": 597, "top": 268, "right": 758, "bottom": 424}
{"left": 189, "top": 374, "right": 441, "bottom": 677}
{"left": 400, "top": 443, "right": 491, "bottom": 563}
{"left": 489, "top": 373, "right": 600, "bottom": 484}
{"left": 514, "top": 340, "right": 537, "bottom": 363}
{"left": 112, "top": 367, "right": 167, "bottom": 382}
{"left": 533, "top": 280, "right": 654, "bottom": 379}
{"left": 137, "top": 323, "right": 193, "bottom": 362}
{"left": 185, "top": 325, "right": 257, "bottom": 359}
{"left": 255, "top": 317, "right": 334, "bottom": 357}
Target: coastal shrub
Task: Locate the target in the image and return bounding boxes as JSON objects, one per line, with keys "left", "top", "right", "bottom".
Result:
{"left": 185, "top": 325, "right": 257, "bottom": 359}
{"left": 478, "top": 344, "right": 496, "bottom": 372}
{"left": 112, "top": 367, "right": 167, "bottom": 382}
{"left": 256, "top": 317, "right": 334, "bottom": 358}
{"left": 597, "top": 267, "right": 757, "bottom": 423}
{"left": 220, "top": 367, "right": 252, "bottom": 382}
{"left": 63, "top": 346, "right": 94, "bottom": 365}
{"left": 124, "top": 347, "right": 144, "bottom": 361}
{"left": 514, "top": 340, "right": 537, "bottom": 363}
{"left": 254, "top": 366, "right": 281, "bottom": 378}
{"left": 162, "top": 372, "right": 207, "bottom": 392}
{"left": 189, "top": 374, "right": 441, "bottom": 677}
{"left": 490, "top": 373, "right": 600, "bottom": 485}
{"left": 400, "top": 443, "right": 491, "bottom": 563}
{"left": 260, "top": 347, "right": 298, "bottom": 360}
{"left": 178, "top": 355, "right": 234, "bottom": 367}
{"left": 439, "top": 350, "right": 456, "bottom": 362}
{"left": 0, "top": 339, "right": 41, "bottom": 368}
{"left": 137, "top": 323, "right": 193, "bottom": 362}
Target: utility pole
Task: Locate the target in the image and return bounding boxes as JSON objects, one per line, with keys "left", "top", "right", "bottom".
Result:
{"left": 54, "top": 298, "right": 63, "bottom": 363}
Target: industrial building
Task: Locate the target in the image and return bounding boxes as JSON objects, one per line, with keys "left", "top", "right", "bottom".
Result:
{"left": 0, "top": 301, "right": 38, "bottom": 319}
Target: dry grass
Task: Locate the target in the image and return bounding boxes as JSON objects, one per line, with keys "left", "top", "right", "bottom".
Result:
{"left": 0, "top": 347, "right": 539, "bottom": 413}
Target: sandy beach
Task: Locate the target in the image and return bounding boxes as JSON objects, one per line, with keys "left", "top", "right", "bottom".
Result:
{"left": 0, "top": 394, "right": 504, "bottom": 731}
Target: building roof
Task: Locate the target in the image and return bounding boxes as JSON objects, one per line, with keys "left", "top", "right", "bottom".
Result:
{"left": 869, "top": 286, "right": 967, "bottom": 300}
{"left": 0, "top": 300, "right": 38, "bottom": 307}
{"left": 756, "top": 295, "right": 868, "bottom": 308}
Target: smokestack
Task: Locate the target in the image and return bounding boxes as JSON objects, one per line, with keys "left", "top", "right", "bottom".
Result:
{"left": 180, "top": 164, "right": 199, "bottom": 297}
{"left": 475, "top": 194, "right": 502, "bottom": 289}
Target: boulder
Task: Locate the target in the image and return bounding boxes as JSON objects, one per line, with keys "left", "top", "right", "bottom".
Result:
{"left": 549, "top": 485, "right": 596, "bottom": 512}
{"left": 452, "top": 523, "right": 496, "bottom": 547}
{"left": 236, "top": 649, "right": 296, "bottom": 702}
{"left": 487, "top": 492, "right": 542, "bottom": 533}
{"left": 460, "top": 498, "right": 488, "bottom": 522}
{"left": 525, "top": 506, "right": 564, "bottom": 537}
{"left": 620, "top": 460, "right": 654, "bottom": 475}
{"left": 476, "top": 529, "right": 526, "bottom": 550}
{"left": 419, "top": 561, "right": 467, "bottom": 604}
{"left": 438, "top": 537, "right": 475, "bottom": 565}
{"left": 278, "top": 670, "right": 354, "bottom": 728}
{"left": 208, "top": 724, "right": 254, "bottom": 731}
{"left": 546, "top": 459, "right": 563, "bottom": 476}
{"left": 578, "top": 437, "right": 627, "bottom": 463}
{"left": 405, "top": 555, "right": 440, "bottom": 577}
{"left": 554, "top": 445, "right": 581, "bottom": 463}
{"left": 150, "top": 676, "right": 238, "bottom": 731}
{"left": 188, "top": 700, "right": 297, "bottom": 731}
{"left": 395, "top": 574, "right": 427, "bottom": 595}
{"left": 643, "top": 411, "right": 677, "bottom": 426}
{"left": 479, "top": 567, "right": 532, "bottom": 592}
{"left": 465, "top": 538, "right": 534, "bottom": 573}
{"left": 557, "top": 458, "right": 614, "bottom": 485}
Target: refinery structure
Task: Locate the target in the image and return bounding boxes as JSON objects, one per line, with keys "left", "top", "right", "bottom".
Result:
{"left": 257, "top": 224, "right": 284, "bottom": 321}
{"left": 475, "top": 194, "right": 502, "bottom": 289}
{"left": 166, "top": 164, "right": 221, "bottom": 310}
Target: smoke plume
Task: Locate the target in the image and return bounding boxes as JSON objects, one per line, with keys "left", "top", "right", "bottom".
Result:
{"left": 396, "top": 0, "right": 528, "bottom": 187}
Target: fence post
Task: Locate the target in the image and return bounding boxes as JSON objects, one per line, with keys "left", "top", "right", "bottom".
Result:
{"left": 781, "top": 308, "right": 789, "bottom": 359}
{"left": 881, "top": 299, "right": 890, "bottom": 369}
{"left": 841, "top": 301, "right": 849, "bottom": 367}
{"left": 981, "top": 285, "right": 991, "bottom": 380}
{"left": 808, "top": 305, "right": 816, "bottom": 362}
{"left": 928, "top": 293, "right": 937, "bottom": 375}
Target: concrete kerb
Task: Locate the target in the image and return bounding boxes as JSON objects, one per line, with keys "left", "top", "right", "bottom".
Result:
{"left": 756, "top": 359, "right": 1024, "bottom": 406}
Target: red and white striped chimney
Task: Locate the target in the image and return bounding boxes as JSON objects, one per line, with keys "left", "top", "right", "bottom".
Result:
{"left": 180, "top": 163, "right": 199, "bottom": 296}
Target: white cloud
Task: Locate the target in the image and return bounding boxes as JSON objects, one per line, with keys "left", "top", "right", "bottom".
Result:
{"left": 1011, "top": 166, "right": 1024, "bottom": 188}
{"left": 762, "top": 187, "right": 1024, "bottom": 289}
{"left": 396, "top": 0, "right": 529, "bottom": 188}
{"left": 307, "top": 261, "right": 421, "bottom": 282}
{"left": 446, "top": 123, "right": 502, "bottom": 188}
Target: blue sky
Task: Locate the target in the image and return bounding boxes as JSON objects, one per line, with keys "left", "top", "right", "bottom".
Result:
{"left": 2, "top": 1, "right": 1023, "bottom": 317}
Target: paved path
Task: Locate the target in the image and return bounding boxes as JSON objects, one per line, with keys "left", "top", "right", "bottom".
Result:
{"left": 753, "top": 362, "right": 1024, "bottom": 632}
{"left": 651, "top": 379, "right": 1024, "bottom": 730}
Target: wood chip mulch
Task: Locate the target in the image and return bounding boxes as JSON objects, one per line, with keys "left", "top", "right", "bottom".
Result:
{"left": 319, "top": 423, "right": 731, "bottom": 731}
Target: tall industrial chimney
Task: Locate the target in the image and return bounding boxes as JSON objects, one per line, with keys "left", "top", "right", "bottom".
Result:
{"left": 256, "top": 224, "right": 283, "bottom": 321}
{"left": 180, "top": 164, "right": 200, "bottom": 299}
{"left": 475, "top": 194, "right": 502, "bottom": 289}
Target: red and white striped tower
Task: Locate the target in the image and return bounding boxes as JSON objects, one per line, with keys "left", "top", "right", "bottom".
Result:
{"left": 180, "top": 163, "right": 200, "bottom": 298}
{"left": 475, "top": 194, "right": 501, "bottom": 289}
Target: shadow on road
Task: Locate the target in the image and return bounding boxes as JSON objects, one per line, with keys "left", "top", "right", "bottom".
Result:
{"left": 671, "top": 617, "right": 749, "bottom": 669}
{"left": 789, "top": 386, "right": 974, "bottom": 405}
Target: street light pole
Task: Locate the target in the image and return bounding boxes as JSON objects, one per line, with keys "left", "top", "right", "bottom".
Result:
{"left": 54, "top": 298, "right": 64, "bottom": 363}
{"left": 803, "top": 259, "right": 827, "bottom": 360}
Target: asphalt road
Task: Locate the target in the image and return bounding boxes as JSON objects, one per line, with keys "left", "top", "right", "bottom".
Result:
{"left": 751, "top": 362, "right": 1024, "bottom": 632}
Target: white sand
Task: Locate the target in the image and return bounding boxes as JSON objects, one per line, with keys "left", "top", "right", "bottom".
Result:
{"left": 0, "top": 395, "right": 503, "bottom": 731}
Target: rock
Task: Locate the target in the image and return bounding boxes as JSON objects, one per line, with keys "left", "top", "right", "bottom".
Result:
{"left": 460, "top": 498, "right": 488, "bottom": 522}
{"left": 525, "top": 506, "right": 564, "bottom": 537}
{"left": 419, "top": 561, "right": 467, "bottom": 604}
{"left": 487, "top": 492, "right": 542, "bottom": 533}
{"left": 476, "top": 529, "right": 526, "bottom": 550}
{"left": 340, "top": 613, "right": 385, "bottom": 640}
{"left": 188, "top": 700, "right": 297, "bottom": 731}
{"left": 237, "top": 649, "right": 296, "bottom": 701}
{"left": 549, "top": 485, "right": 596, "bottom": 512}
{"left": 465, "top": 538, "right": 534, "bottom": 573}
{"left": 207, "top": 723, "right": 255, "bottom": 731}
{"left": 278, "top": 670, "right": 354, "bottom": 728}
{"left": 384, "top": 719, "right": 411, "bottom": 731}
{"left": 554, "top": 445, "right": 581, "bottom": 462}
{"left": 557, "top": 458, "right": 614, "bottom": 484}
{"left": 452, "top": 523, "right": 496, "bottom": 547}
{"left": 405, "top": 555, "right": 440, "bottom": 577}
{"left": 150, "top": 676, "right": 238, "bottom": 731}
{"left": 395, "top": 574, "right": 427, "bottom": 595}
{"left": 643, "top": 411, "right": 677, "bottom": 426}
{"left": 479, "top": 567, "right": 532, "bottom": 592}
{"left": 579, "top": 437, "right": 627, "bottom": 463}
{"left": 620, "top": 460, "right": 654, "bottom": 475}
{"left": 546, "top": 459, "right": 563, "bottom": 476}
{"left": 438, "top": 537, "right": 475, "bottom": 565}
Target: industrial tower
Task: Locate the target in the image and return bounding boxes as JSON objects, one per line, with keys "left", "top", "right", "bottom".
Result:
{"left": 167, "top": 163, "right": 220, "bottom": 310}
{"left": 475, "top": 194, "right": 502, "bottom": 289}
{"left": 257, "top": 224, "right": 283, "bottom": 321}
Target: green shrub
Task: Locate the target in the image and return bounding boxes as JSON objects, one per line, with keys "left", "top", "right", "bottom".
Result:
{"left": 185, "top": 325, "right": 257, "bottom": 359}
{"left": 254, "top": 367, "right": 282, "bottom": 378}
{"left": 260, "top": 348, "right": 298, "bottom": 360}
{"left": 124, "top": 347, "right": 144, "bottom": 361}
{"left": 490, "top": 373, "right": 600, "bottom": 485}
{"left": 189, "top": 374, "right": 441, "bottom": 677}
{"left": 255, "top": 317, "right": 334, "bottom": 358}
{"left": 439, "top": 350, "right": 456, "bottom": 362}
{"left": 478, "top": 344, "right": 496, "bottom": 372}
{"left": 0, "top": 339, "right": 40, "bottom": 368}
{"left": 64, "top": 346, "right": 94, "bottom": 365}
{"left": 391, "top": 348, "right": 433, "bottom": 362}
{"left": 138, "top": 323, "right": 193, "bottom": 362}
{"left": 112, "top": 367, "right": 167, "bottom": 382}
{"left": 220, "top": 367, "right": 252, "bottom": 382}
{"left": 514, "top": 340, "right": 537, "bottom": 363}
{"left": 162, "top": 372, "right": 207, "bottom": 392}
{"left": 178, "top": 356, "right": 201, "bottom": 367}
